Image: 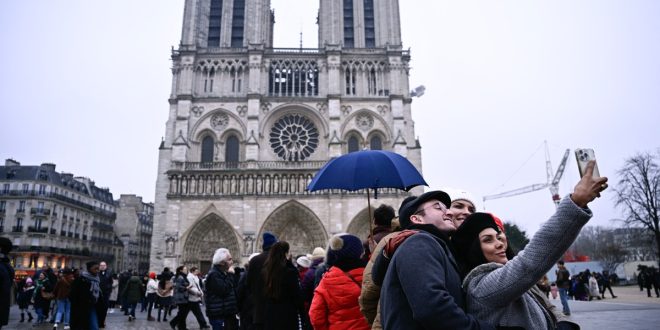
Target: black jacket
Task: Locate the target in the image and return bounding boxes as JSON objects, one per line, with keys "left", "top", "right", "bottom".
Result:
{"left": 204, "top": 265, "right": 238, "bottom": 318}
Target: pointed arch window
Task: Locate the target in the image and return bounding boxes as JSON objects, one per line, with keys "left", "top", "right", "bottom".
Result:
{"left": 370, "top": 136, "right": 382, "bottom": 150}
{"left": 225, "top": 135, "right": 239, "bottom": 167}
{"left": 207, "top": 0, "right": 223, "bottom": 47}
{"left": 201, "top": 136, "right": 214, "bottom": 163}
{"left": 348, "top": 135, "right": 360, "bottom": 153}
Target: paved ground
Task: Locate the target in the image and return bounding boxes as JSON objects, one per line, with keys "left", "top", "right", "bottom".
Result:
{"left": 4, "top": 286, "right": 659, "bottom": 329}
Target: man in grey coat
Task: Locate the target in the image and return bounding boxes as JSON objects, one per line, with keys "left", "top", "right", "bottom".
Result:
{"left": 373, "top": 191, "right": 492, "bottom": 330}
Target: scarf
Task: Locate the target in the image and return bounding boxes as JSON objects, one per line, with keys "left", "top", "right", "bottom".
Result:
{"left": 82, "top": 271, "right": 101, "bottom": 302}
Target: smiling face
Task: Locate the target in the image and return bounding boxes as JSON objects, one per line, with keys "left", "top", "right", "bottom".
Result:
{"left": 479, "top": 227, "right": 509, "bottom": 264}
{"left": 445, "top": 200, "right": 476, "bottom": 228}
{"left": 411, "top": 199, "right": 456, "bottom": 233}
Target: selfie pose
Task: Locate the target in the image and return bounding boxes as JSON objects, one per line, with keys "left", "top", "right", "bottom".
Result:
{"left": 452, "top": 161, "right": 607, "bottom": 330}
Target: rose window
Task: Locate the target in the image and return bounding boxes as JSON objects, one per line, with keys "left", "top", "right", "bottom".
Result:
{"left": 210, "top": 113, "right": 229, "bottom": 130}
{"left": 355, "top": 113, "right": 374, "bottom": 131}
{"left": 269, "top": 114, "right": 319, "bottom": 161}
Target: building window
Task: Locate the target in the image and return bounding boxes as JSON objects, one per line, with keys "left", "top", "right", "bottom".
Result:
{"left": 16, "top": 217, "right": 23, "bottom": 228}
{"left": 37, "top": 201, "right": 44, "bottom": 211}
{"left": 231, "top": 0, "right": 245, "bottom": 48}
{"left": 207, "top": 0, "right": 223, "bottom": 47}
{"left": 370, "top": 136, "right": 382, "bottom": 150}
{"left": 201, "top": 136, "right": 215, "bottom": 163}
{"left": 348, "top": 135, "right": 360, "bottom": 153}
{"left": 345, "top": 67, "right": 356, "bottom": 95}
{"left": 225, "top": 135, "right": 240, "bottom": 165}
{"left": 268, "top": 60, "right": 319, "bottom": 97}
{"left": 22, "top": 183, "right": 29, "bottom": 194}
{"left": 38, "top": 184, "right": 46, "bottom": 195}
{"left": 2, "top": 184, "right": 9, "bottom": 194}
{"left": 343, "top": 0, "right": 354, "bottom": 48}
{"left": 18, "top": 201, "right": 25, "bottom": 212}
{"left": 364, "top": 0, "right": 375, "bottom": 48}
{"left": 0, "top": 201, "right": 5, "bottom": 212}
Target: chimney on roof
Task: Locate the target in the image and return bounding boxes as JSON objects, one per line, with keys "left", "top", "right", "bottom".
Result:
{"left": 40, "top": 163, "right": 56, "bottom": 171}
{"left": 5, "top": 159, "right": 20, "bottom": 166}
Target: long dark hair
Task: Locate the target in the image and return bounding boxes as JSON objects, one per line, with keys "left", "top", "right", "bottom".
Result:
{"left": 262, "top": 241, "right": 290, "bottom": 300}
{"left": 459, "top": 238, "right": 517, "bottom": 277}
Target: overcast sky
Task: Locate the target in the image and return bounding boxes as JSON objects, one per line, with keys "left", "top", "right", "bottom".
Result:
{"left": 1, "top": 1, "right": 658, "bottom": 236}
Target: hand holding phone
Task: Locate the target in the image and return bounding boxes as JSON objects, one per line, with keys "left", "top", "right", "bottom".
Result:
{"left": 575, "top": 148, "right": 600, "bottom": 178}
{"left": 571, "top": 154, "right": 608, "bottom": 207}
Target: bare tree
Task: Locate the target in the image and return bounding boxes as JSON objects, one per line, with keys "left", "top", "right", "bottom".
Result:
{"left": 570, "top": 226, "right": 628, "bottom": 272}
{"left": 613, "top": 152, "right": 660, "bottom": 268}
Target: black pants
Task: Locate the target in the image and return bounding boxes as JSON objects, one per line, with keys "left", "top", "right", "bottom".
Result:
{"left": 96, "top": 298, "right": 109, "bottom": 327}
{"left": 188, "top": 301, "right": 209, "bottom": 327}
{"left": 600, "top": 284, "right": 616, "bottom": 297}
{"left": 171, "top": 303, "right": 191, "bottom": 330}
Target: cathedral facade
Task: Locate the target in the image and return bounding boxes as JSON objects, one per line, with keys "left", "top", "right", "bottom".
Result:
{"left": 151, "top": 0, "right": 422, "bottom": 272}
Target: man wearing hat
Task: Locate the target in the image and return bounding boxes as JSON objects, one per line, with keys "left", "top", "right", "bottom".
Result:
{"left": 375, "top": 191, "right": 492, "bottom": 330}
{"left": 246, "top": 232, "right": 278, "bottom": 330}
{"left": 0, "top": 237, "right": 14, "bottom": 330}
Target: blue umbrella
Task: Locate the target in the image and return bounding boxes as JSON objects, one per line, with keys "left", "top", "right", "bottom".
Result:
{"left": 307, "top": 150, "right": 427, "bottom": 238}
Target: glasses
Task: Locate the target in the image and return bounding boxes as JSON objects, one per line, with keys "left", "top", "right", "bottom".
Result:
{"left": 414, "top": 202, "right": 447, "bottom": 215}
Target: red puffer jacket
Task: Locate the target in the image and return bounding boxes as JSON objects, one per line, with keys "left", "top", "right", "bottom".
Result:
{"left": 309, "top": 266, "right": 370, "bottom": 330}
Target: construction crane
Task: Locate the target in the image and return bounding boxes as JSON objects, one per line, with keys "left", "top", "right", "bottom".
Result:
{"left": 483, "top": 142, "right": 570, "bottom": 208}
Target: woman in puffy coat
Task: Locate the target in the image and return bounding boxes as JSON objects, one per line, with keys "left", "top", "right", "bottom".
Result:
{"left": 205, "top": 248, "right": 239, "bottom": 330}
{"left": 309, "top": 234, "right": 369, "bottom": 330}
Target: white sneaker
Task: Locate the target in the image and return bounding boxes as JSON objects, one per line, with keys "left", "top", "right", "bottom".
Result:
{"left": 64, "top": 326, "right": 70, "bottom": 330}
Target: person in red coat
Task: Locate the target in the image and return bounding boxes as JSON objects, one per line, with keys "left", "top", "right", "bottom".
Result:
{"left": 309, "top": 234, "right": 369, "bottom": 330}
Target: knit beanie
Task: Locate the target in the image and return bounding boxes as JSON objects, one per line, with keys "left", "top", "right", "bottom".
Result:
{"left": 326, "top": 234, "right": 363, "bottom": 266}
{"left": 149, "top": 272, "right": 156, "bottom": 279}
{"left": 311, "top": 247, "right": 326, "bottom": 261}
{"left": 452, "top": 212, "right": 503, "bottom": 269}
{"left": 262, "top": 232, "right": 277, "bottom": 250}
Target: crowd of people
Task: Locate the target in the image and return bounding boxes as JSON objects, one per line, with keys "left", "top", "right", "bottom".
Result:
{"left": 0, "top": 160, "right": 622, "bottom": 330}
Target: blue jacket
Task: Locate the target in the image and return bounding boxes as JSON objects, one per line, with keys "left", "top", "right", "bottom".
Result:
{"left": 376, "top": 224, "right": 492, "bottom": 330}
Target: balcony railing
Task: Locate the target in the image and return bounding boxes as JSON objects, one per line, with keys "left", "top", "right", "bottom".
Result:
{"left": 30, "top": 208, "right": 51, "bottom": 216}
{"left": 91, "top": 237, "right": 114, "bottom": 245}
{"left": 0, "top": 190, "right": 115, "bottom": 219}
{"left": 170, "top": 160, "right": 327, "bottom": 171}
{"left": 27, "top": 226, "right": 48, "bottom": 233}
{"left": 91, "top": 221, "right": 114, "bottom": 231}
{"left": 60, "top": 230, "right": 66, "bottom": 236}
{"left": 12, "top": 226, "right": 23, "bottom": 232}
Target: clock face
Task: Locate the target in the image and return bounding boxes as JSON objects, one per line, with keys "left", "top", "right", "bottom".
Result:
{"left": 210, "top": 113, "right": 229, "bottom": 130}
{"left": 269, "top": 114, "right": 319, "bottom": 161}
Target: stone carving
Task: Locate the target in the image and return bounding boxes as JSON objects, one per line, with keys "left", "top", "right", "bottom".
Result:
{"left": 237, "top": 105, "right": 247, "bottom": 117}
{"left": 355, "top": 113, "right": 374, "bottom": 131}
{"left": 261, "top": 102, "right": 272, "bottom": 113}
{"left": 210, "top": 113, "right": 229, "bottom": 130}
{"left": 316, "top": 102, "right": 328, "bottom": 115}
{"left": 243, "top": 233, "right": 255, "bottom": 256}
{"left": 269, "top": 114, "right": 319, "bottom": 161}
{"left": 165, "top": 236, "right": 177, "bottom": 256}
{"left": 191, "top": 106, "right": 204, "bottom": 117}
{"left": 341, "top": 105, "right": 352, "bottom": 116}
{"left": 377, "top": 105, "right": 389, "bottom": 115}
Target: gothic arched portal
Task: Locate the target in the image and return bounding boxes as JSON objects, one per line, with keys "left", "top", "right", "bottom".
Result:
{"left": 346, "top": 207, "right": 372, "bottom": 240}
{"left": 182, "top": 213, "right": 240, "bottom": 274}
{"left": 258, "top": 201, "right": 328, "bottom": 257}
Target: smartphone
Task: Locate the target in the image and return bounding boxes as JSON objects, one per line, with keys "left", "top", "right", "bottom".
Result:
{"left": 575, "top": 148, "right": 600, "bottom": 178}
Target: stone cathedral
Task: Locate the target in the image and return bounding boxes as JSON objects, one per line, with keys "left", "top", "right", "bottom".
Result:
{"left": 150, "top": 0, "right": 422, "bottom": 273}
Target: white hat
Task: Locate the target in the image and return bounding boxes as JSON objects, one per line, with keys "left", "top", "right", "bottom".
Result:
{"left": 296, "top": 256, "right": 312, "bottom": 268}
{"left": 311, "top": 247, "right": 326, "bottom": 261}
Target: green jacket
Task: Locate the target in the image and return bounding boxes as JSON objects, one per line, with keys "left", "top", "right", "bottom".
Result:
{"left": 122, "top": 276, "right": 143, "bottom": 304}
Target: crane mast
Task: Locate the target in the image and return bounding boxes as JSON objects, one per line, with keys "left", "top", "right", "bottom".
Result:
{"left": 483, "top": 142, "right": 570, "bottom": 208}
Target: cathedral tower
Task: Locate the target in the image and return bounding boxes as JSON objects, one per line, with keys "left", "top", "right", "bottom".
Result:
{"left": 151, "top": 0, "right": 421, "bottom": 272}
